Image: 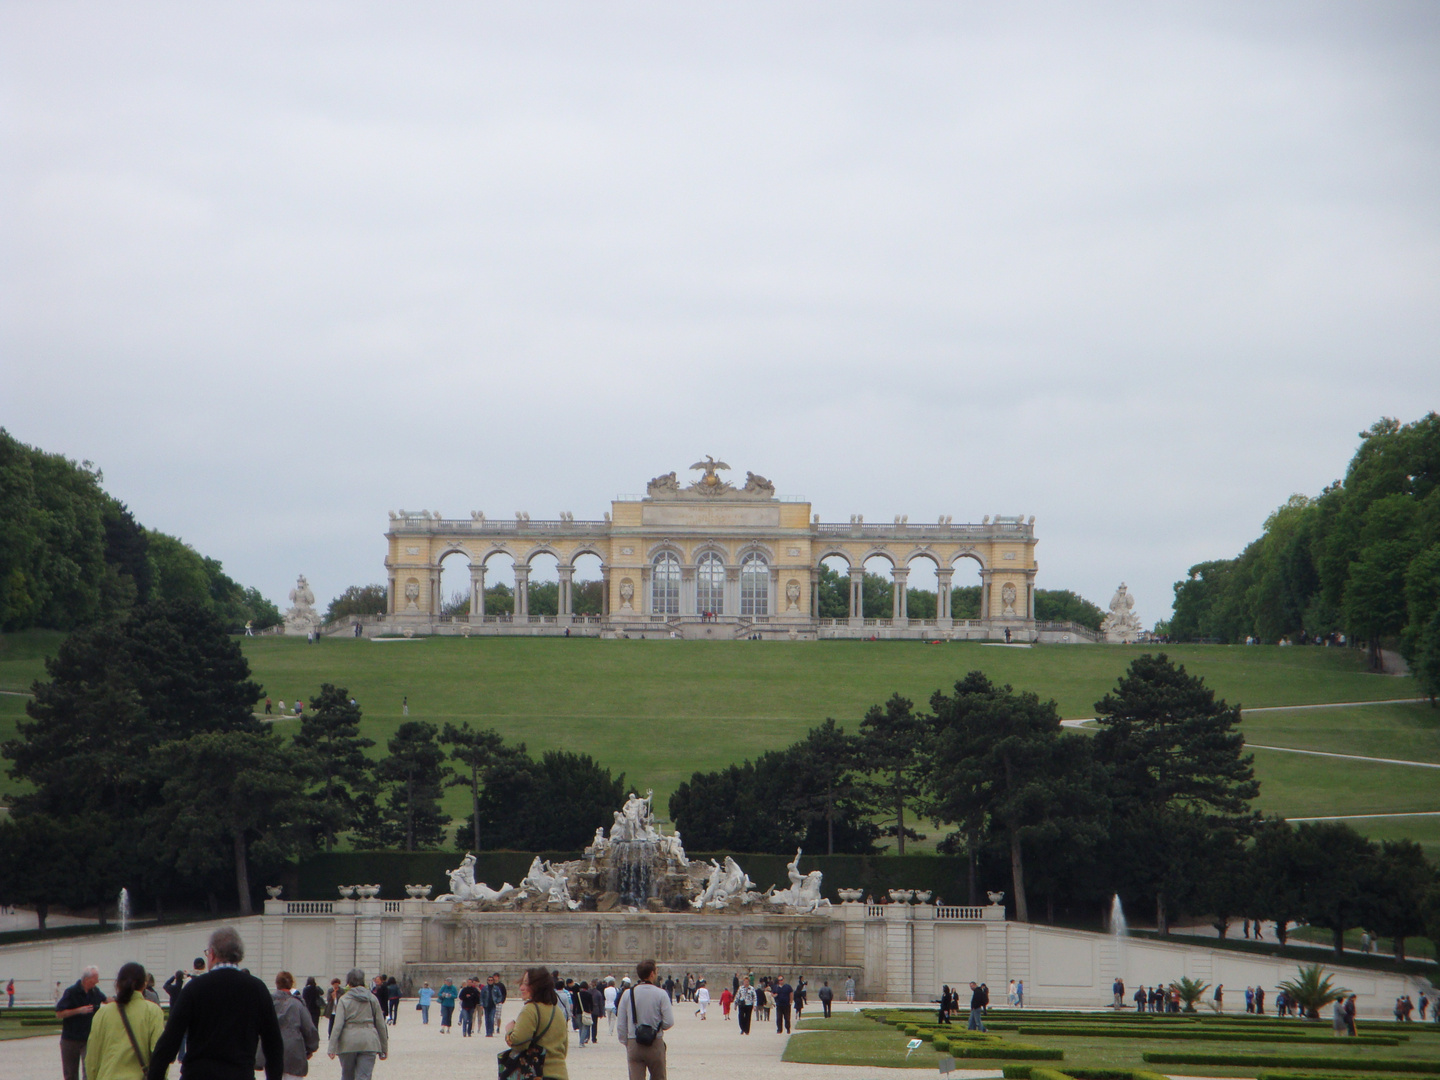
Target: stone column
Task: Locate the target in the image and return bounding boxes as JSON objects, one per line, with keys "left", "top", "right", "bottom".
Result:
{"left": 514, "top": 563, "right": 530, "bottom": 619}
{"left": 557, "top": 565, "right": 574, "bottom": 624}
{"left": 470, "top": 563, "right": 486, "bottom": 622}
{"left": 936, "top": 568, "right": 954, "bottom": 627}
{"left": 770, "top": 567, "right": 780, "bottom": 618}
{"left": 601, "top": 568, "right": 611, "bottom": 618}
{"left": 726, "top": 566, "right": 740, "bottom": 617}
{"left": 387, "top": 575, "right": 396, "bottom": 616}
{"left": 980, "top": 570, "right": 992, "bottom": 620}
{"left": 430, "top": 568, "right": 442, "bottom": 617}
{"left": 892, "top": 566, "right": 909, "bottom": 625}
{"left": 849, "top": 566, "right": 865, "bottom": 626}
{"left": 810, "top": 568, "right": 820, "bottom": 619}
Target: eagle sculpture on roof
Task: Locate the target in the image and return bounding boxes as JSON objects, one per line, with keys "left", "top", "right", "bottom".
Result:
{"left": 689, "top": 456, "right": 731, "bottom": 487}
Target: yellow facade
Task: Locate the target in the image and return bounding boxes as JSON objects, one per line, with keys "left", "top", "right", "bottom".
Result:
{"left": 382, "top": 463, "right": 1038, "bottom": 638}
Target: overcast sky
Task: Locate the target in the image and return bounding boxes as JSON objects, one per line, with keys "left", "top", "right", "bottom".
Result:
{"left": 4, "top": 2, "right": 1438, "bottom": 622}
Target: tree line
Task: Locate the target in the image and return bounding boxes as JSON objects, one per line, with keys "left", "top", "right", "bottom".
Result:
{"left": 0, "top": 429, "right": 279, "bottom": 633}
{"left": 0, "top": 600, "right": 624, "bottom": 924}
{"left": 670, "top": 654, "right": 1440, "bottom": 956}
{"left": 1169, "top": 414, "right": 1440, "bottom": 695}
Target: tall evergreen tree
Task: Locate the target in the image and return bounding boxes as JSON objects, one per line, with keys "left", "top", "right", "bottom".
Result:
{"left": 927, "top": 671, "right": 1098, "bottom": 923}
{"left": 360, "top": 722, "right": 451, "bottom": 851}
{"left": 1092, "top": 653, "right": 1258, "bottom": 932}
{"left": 788, "top": 719, "right": 874, "bottom": 856}
{"left": 441, "top": 722, "right": 507, "bottom": 851}
{"left": 860, "top": 694, "right": 928, "bottom": 855}
{"left": 291, "top": 684, "right": 374, "bottom": 849}
{"left": 155, "top": 730, "right": 313, "bottom": 915}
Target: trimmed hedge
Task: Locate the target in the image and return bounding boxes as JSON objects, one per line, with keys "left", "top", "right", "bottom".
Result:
{"left": 1002, "top": 1069, "right": 1169, "bottom": 1080}
{"left": 1015, "top": 1026, "right": 1399, "bottom": 1046}
{"left": 1143, "top": 1054, "right": 1440, "bottom": 1073}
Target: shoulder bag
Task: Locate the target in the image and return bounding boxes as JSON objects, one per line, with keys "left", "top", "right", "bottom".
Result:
{"left": 629, "top": 987, "right": 657, "bottom": 1046}
{"left": 116, "top": 1002, "right": 150, "bottom": 1072}
{"left": 498, "top": 1003, "right": 556, "bottom": 1080}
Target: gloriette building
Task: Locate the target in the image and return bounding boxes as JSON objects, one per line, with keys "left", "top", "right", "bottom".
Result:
{"left": 378, "top": 459, "right": 1080, "bottom": 640}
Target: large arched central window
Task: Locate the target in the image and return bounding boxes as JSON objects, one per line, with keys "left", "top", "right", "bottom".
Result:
{"left": 740, "top": 552, "right": 769, "bottom": 616}
{"left": 696, "top": 552, "right": 724, "bottom": 615}
{"left": 652, "top": 552, "right": 680, "bottom": 615}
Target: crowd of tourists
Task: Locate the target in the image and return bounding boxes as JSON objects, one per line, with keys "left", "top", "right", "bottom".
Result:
{"left": 47, "top": 925, "right": 864, "bottom": 1080}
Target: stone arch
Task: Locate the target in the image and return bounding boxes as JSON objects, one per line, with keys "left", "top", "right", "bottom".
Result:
{"left": 860, "top": 548, "right": 897, "bottom": 567}
{"left": 948, "top": 549, "right": 988, "bottom": 571}
{"left": 437, "top": 546, "right": 475, "bottom": 618}
{"left": 814, "top": 547, "right": 852, "bottom": 568}
{"left": 523, "top": 544, "right": 563, "bottom": 566}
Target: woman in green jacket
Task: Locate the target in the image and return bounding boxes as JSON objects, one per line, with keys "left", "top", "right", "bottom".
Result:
{"left": 85, "top": 963, "right": 164, "bottom": 1080}
{"left": 505, "top": 967, "right": 569, "bottom": 1080}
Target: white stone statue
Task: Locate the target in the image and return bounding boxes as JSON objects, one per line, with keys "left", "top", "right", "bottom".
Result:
{"left": 435, "top": 853, "right": 515, "bottom": 902}
{"left": 1101, "top": 582, "right": 1143, "bottom": 643}
{"left": 767, "top": 848, "right": 829, "bottom": 912}
{"left": 283, "top": 574, "right": 324, "bottom": 636}
{"left": 521, "top": 856, "right": 559, "bottom": 896}
{"left": 693, "top": 856, "right": 757, "bottom": 909}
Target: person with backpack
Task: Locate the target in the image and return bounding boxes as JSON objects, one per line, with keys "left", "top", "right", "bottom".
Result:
{"left": 617, "top": 959, "right": 674, "bottom": 1080}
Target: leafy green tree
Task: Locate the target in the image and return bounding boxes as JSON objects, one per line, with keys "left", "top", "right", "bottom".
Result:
{"left": 155, "top": 730, "right": 313, "bottom": 915}
{"left": 325, "top": 584, "right": 388, "bottom": 623}
{"left": 0, "top": 813, "right": 78, "bottom": 930}
{"left": 441, "top": 722, "right": 507, "bottom": 851}
{"left": 862, "top": 571, "right": 893, "bottom": 618}
{"left": 928, "top": 671, "right": 1098, "bottom": 922}
{"left": 860, "top": 694, "right": 928, "bottom": 855}
{"left": 950, "top": 585, "right": 982, "bottom": 620}
{"left": 475, "top": 750, "right": 626, "bottom": 850}
{"left": 1403, "top": 544, "right": 1440, "bottom": 660}
{"left": 816, "top": 565, "right": 849, "bottom": 619}
{"left": 1296, "top": 822, "right": 1373, "bottom": 957}
{"left": 1343, "top": 540, "right": 1411, "bottom": 670}
{"left": 1092, "top": 654, "right": 1258, "bottom": 931}
{"left": 1249, "top": 818, "right": 1307, "bottom": 945}
{"left": 906, "top": 589, "right": 937, "bottom": 620}
{"left": 572, "top": 579, "right": 603, "bottom": 616}
{"left": 360, "top": 722, "right": 451, "bottom": 851}
{"left": 1417, "top": 605, "right": 1440, "bottom": 705}
{"left": 1034, "top": 589, "right": 1105, "bottom": 631}
{"left": 291, "top": 685, "right": 375, "bottom": 849}
{"left": 1361, "top": 839, "right": 1436, "bottom": 962}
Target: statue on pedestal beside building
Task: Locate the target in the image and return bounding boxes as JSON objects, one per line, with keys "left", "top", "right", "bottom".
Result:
{"left": 1101, "top": 583, "right": 1143, "bottom": 643}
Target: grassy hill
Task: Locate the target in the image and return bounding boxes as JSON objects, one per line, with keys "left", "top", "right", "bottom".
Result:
{"left": 2, "top": 633, "right": 1435, "bottom": 854}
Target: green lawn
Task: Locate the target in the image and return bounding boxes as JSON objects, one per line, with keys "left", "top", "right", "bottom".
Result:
{"left": 1242, "top": 703, "right": 1440, "bottom": 764}
{"left": 784, "top": 1010, "right": 1440, "bottom": 1077}
{"left": 1, "top": 632, "right": 1434, "bottom": 837}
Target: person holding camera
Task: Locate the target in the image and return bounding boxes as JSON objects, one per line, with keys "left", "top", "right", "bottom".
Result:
{"left": 615, "top": 960, "right": 674, "bottom": 1080}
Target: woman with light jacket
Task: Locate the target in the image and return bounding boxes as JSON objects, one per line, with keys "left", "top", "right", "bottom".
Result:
{"left": 328, "top": 968, "right": 389, "bottom": 1080}
{"left": 84, "top": 962, "right": 164, "bottom": 1080}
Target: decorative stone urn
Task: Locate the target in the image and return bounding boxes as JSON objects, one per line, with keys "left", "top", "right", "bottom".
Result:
{"left": 404, "top": 884, "right": 433, "bottom": 899}
{"left": 914, "top": 890, "right": 932, "bottom": 904}
{"left": 836, "top": 888, "right": 864, "bottom": 903}
{"left": 265, "top": 886, "right": 283, "bottom": 900}
{"left": 357, "top": 885, "right": 380, "bottom": 899}
{"left": 337, "top": 885, "right": 356, "bottom": 899}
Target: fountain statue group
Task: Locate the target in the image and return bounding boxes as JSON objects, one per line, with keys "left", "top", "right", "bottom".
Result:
{"left": 436, "top": 792, "right": 829, "bottom": 913}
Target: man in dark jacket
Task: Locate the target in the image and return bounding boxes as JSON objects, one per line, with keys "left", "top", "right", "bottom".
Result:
{"left": 817, "top": 980, "right": 834, "bottom": 1019}
{"left": 772, "top": 977, "right": 794, "bottom": 1034}
{"left": 148, "top": 927, "right": 285, "bottom": 1080}
{"left": 967, "top": 982, "right": 987, "bottom": 1032}
{"left": 458, "top": 978, "right": 481, "bottom": 1037}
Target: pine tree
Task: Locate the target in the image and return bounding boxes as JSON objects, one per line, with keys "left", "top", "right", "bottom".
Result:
{"left": 291, "top": 684, "right": 374, "bottom": 849}
{"left": 1092, "top": 653, "right": 1258, "bottom": 931}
